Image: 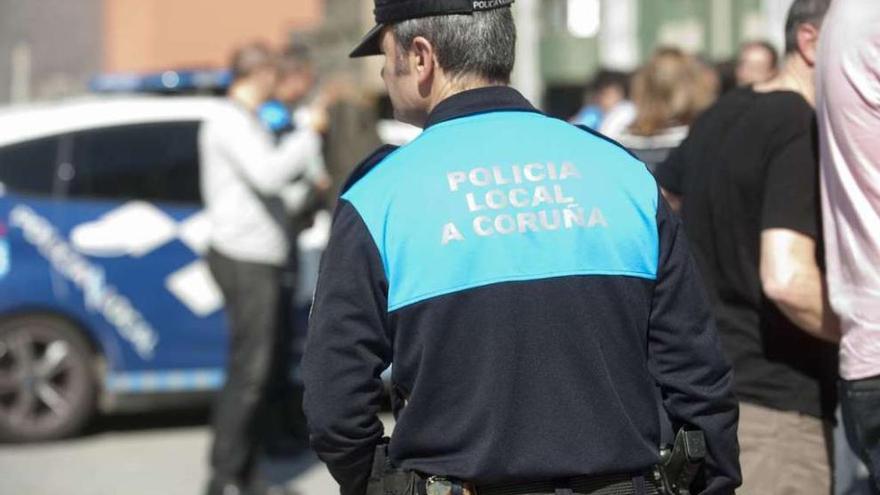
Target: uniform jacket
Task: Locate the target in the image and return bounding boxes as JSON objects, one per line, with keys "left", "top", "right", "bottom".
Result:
{"left": 302, "top": 86, "right": 741, "bottom": 495}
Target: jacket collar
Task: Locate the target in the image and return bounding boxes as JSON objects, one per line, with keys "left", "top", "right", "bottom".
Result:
{"left": 423, "top": 85, "right": 540, "bottom": 129}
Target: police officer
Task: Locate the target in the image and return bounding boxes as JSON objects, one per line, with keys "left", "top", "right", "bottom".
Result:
{"left": 302, "top": 2, "right": 742, "bottom": 494}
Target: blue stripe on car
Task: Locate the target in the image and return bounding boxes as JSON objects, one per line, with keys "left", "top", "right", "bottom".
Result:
{"left": 106, "top": 368, "right": 225, "bottom": 393}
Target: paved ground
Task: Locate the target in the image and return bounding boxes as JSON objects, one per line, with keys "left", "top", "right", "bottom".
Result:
{"left": 3, "top": 409, "right": 874, "bottom": 495}
{"left": 0, "top": 410, "right": 395, "bottom": 495}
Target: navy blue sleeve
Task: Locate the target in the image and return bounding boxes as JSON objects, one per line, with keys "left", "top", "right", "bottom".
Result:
{"left": 648, "top": 196, "right": 742, "bottom": 494}
{"left": 302, "top": 199, "right": 392, "bottom": 495}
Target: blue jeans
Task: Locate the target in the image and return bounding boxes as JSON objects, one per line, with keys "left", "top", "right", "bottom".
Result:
{"left": 841, "top": 376, "right": 880, "bottom": 494}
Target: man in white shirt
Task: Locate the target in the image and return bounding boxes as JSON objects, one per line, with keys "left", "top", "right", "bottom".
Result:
{"left": 200, "top": 42, "right": 325, "bottom": 495}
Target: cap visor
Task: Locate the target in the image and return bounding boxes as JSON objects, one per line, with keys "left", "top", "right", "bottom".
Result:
{"left": 350, "top": 24, "right": 385, "bottom": 58}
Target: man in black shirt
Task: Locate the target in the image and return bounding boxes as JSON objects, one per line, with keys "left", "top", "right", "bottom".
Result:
{"left": 655, "top": 0, "right": 837, "bottom": 493}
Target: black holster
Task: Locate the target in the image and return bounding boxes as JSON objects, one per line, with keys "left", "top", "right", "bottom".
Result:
{"left": 655, "top": 429, "right": 707, "bottom": 495}
{"left": 367, "top": 438, "right": 420, "bottom": 495}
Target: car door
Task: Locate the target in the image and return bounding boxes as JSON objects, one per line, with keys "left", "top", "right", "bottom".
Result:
{"left": 56, "top": 121, "right": 227, "bottom": 386}
{"left": 0, "top": 135, "right": 69, "bottom": 311}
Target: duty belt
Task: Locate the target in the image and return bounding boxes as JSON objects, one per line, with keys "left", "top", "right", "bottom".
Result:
{"left": 370, "top": 428, "right": 705, "bottom": 495}
{"left": 421, "top": 472, "right": 661, "bottom": 495}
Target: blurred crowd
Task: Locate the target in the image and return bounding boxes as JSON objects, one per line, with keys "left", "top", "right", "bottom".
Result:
{"left": 566, "top": 1, "right": 880, "bottom": 494}
{"left": 570, "top": 38, "right": 778, "bottom": 171}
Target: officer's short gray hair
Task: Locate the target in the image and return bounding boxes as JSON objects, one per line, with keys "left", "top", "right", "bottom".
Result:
{"left": 784, "top": 0, "right": 830, "bottom": 54}
{"left": 391, "top": 8, "right": 516, "bottom": 84}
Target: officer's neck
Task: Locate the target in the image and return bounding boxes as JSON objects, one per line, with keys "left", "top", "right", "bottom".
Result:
{"left": 425, "top": 74, "right": 506, "bottom": 119}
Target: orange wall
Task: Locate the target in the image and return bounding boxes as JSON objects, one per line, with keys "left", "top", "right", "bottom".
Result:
{"left": 103, "top": 0, "right": 323, "bottom": 72}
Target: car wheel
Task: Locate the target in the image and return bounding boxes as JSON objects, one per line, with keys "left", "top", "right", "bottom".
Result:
{"left": 0, "top": 315, "right": 97, "bottom": 442}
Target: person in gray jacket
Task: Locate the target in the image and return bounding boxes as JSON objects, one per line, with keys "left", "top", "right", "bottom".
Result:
{"left": 199, "top": 42, "right": 326, "bottom": 495}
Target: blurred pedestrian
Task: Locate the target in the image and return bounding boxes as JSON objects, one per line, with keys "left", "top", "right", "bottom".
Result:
{"left": 596, "top": 71, "right": 636, "bottom": 138}
{"left": 273, "top": 43, "right": 332, "bottom": 218}
{"left": 200, "top": 42, "right": 325, "bottom": 495}
{"left": 655, "top": 1, "right": 838, "bottom": 493}
{"left": 695, "top": 54, "right": 722, "bottom": 103}
{"left": 735, "top": 41, "right": 779, "bottom": 87}
{"left": 259, "top": 42, "right": 331, "bottom": 462}
{"left": 817, "top": 0, "right": 880, "bottom": 491}
{"left": 316, "top": 78, "right": 383, "bottom": 205}
{"left": 615, "top": 47, "right": 713, "bottom": 172}
{"left": 273, "top": 43, "right": 331, "bottom": 233}
{"left": 302, "top": 1, "right": 740, "bottom": 495}
{"left": 275, "top": 43, "right": 318, "bottom": 131}
{"left": 571, "top": 70, "right": 634, "bottom": 138}
{"left": 714, "top": 59, "right": 738, "bottom": 95}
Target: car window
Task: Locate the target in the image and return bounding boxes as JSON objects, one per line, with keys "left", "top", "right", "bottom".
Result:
{"left": 0, "top": 136, "right": 60, "bottom": 195}
{"left": 69, "top": 121, "right": 202, "bottom": 204}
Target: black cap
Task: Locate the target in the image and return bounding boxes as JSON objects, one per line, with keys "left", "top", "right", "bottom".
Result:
{"left": 350, "top": 0, "right": 515, "bottom": 58}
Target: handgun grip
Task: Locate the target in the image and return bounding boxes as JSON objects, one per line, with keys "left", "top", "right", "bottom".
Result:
{"left": 680, "top": 429, "right": 706, "bottom": 463}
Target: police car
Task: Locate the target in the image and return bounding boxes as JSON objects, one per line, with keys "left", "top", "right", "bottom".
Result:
{"left": 0, "top": 96, "right": 265, "bottom": 442}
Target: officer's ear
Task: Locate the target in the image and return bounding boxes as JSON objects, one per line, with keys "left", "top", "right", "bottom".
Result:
{"left": 409, "top": 36, "right": 436, "bottom": 87}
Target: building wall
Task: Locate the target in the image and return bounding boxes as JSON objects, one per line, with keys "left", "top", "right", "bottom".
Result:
{"left": 1, "top": 0, "right": 796, "bottom": 105}
{"left": 0, "top": 0, "right": 103, "bottom": 104}
{"left": 102, "top": 0, "right": 323, "bottom": 72}
{"left": 0, "top": 0, "right": 324, "bottom": 104}
{"left": 541, "top": 0, "right": 773, "bottom": 86}
{"left": 637, "top": 0, "right": 765, "bottom": 61}
{"left": 302, "top": 0, "right": 385, "bottom": 93}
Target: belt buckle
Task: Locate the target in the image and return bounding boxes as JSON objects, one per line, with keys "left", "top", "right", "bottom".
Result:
{"left": 426, "top": 476, "right": 474, "bottom": 495}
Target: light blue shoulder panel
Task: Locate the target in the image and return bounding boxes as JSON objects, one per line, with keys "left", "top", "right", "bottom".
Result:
{"left": 342, "top": 112, "right": 659, "bottom": 312}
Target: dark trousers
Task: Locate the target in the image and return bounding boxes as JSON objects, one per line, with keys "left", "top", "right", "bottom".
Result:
{"left": 263, "top": 254, "right": 310, "bottom": 456}
{"left": 207, "top": 249, "right": 282, "bottom": 485}
{"left": 841, "top": 375, "right": 880, "bottom": 493}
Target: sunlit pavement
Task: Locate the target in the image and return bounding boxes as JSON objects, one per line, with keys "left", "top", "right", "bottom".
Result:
{"left": 0, "top": 411, "right": 395, "bottom": 495}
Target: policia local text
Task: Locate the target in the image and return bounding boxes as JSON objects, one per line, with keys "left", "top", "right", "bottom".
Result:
{"left": 441, "top": 161, "right": 609, "bottom": 244}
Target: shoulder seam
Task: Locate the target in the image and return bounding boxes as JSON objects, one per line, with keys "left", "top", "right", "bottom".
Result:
{"left": 335, "top": 197, "right": 391, "bottom": 297}
{"left": 340, "top": 144, "right": 400, "bottom": 197}
{"left": 571, "top": 123, "right": 643, "bottom": 161}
